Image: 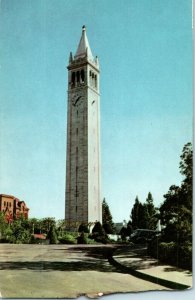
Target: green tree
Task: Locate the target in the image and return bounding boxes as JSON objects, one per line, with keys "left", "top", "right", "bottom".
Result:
{"left": 78, "top": 223, "right": 89, "bottom": 233}
{"left": 138, "top": 203, "right": 149, "bottom": 229}
{"left": 40, "top": 217, "right": 56, "bottom": 234}
{"left": 47, "top": 225, "right": 57, "bottom": 244}
{"left": 10, "top": 217, "right": 31, "bottom": 244}
{"left": 157, "top": 143, "right": 193, "bottom": 269}
{"left": 92, "top": 221, "right": 105, "bottom": 235}
{"left": 28, "top": 218, "right": 41, "bottom": 234}
{"left": 102, "top": 198, "right": 115, "bottom": 233}
{"left": 179, "top": 142, "right": 192, "bottom": 210}
{"left": 145, "top": 192, "right": 157, "bottom": 229}
{"left": 160, "top": 143, "right": 192, "bottom": 236}
{"left": 0, "top": 212, "right": 9, "bottom": 240}
{"left": 130, "top": 196, "right": 140, "bottom": 229}
{"left": 130, "top": 196, "right": 149, "bottom": 229}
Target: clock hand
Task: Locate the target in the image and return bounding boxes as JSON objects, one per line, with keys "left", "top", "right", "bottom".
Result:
{"left": 74, "top": 96, "right": 81, "bottom": 106}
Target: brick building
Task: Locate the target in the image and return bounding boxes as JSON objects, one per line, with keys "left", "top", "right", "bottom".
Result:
{"left": 0, "top": 194, "right": 29, "bottom": 223}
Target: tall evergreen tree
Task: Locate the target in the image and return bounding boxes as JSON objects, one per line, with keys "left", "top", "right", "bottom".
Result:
{"left": 102, "top": 198, "right": 115, "bottom": 233}
{"left": 145, "top": 192, "right": 157, "bottom": 229}
{"left": 130, "top": 196, "right": 140, "bottom": 229}
{"left": 130, "top": 196, "right": 151, "bottom": 229}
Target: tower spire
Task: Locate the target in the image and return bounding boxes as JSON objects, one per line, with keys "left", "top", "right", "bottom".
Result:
{"left": 75, "top": 25, "right": 93, "bottom": 59}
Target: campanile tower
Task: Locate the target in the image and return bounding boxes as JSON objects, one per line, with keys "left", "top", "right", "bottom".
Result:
{"left": 65, "top": 26, "right": 102, "bottom": 228}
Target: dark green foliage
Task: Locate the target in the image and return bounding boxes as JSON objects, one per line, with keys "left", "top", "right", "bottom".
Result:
{"left": 145, "top": 192, "right": 157, "bottom": 229}
{"left": 78, "top": 223, "right": 89, "bottom": 233}
{"left": 28, "top": 218, "right": 41, "bottom": 234}
{"left": 179, "top": 142, "right": 192, "bottom": 191}
{"left": 130, "top": 193, "right": 158, "bottom": 230}
{"left": 91, "top": 221, "right": 108, "bottom": 244}
{"left": 119, "top": 227, "right": 127, "bottom": 241}
{"left": 130, "top": 196, "right": 140, "bottom": 229}
{"left": 40, "top": 218, "right": 56, "bottom": 234}
{"left": 0, "top": 212, "right": 9, "bottom": 241}
{"left": 47, "top": 225, "right": 57, "bottom": 244}
{"left": 130, "top": 197, "right": 149, "bottom": 229}
{"left": 126, "top": 221, "right": 133, "bottom": 235}
{"left": 58, "top": 233, "right": 76, "bottom": 244}
{"left": 10, "top": 218, "right": 32, "bottom": 244}
{"left": 148, "top": 238, "right": 192, "bottom": 270}
{"left": 103, "top": 223, "right": 113, "bottom": 234}
{"left": 77, "top": 232, "right": 87, "bottom": 244}
{"left": 160, "top": 143, "right": 193, "bottom": 246}
{"left": 92, "top": 221, "right": 105, "bottom": 235}
{"left": 149, "top": 142, "right": 193, "bottom": 270}
{"left": 102, "top": 198, "right": 115, "bottom": 234}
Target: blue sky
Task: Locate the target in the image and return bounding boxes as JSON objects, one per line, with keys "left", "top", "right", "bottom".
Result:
{"left": 0, "top": 0, "right": 192, "bottom": 222}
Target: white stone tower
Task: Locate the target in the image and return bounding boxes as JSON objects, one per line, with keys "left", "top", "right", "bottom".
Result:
{"left": 65, "top": 26, "right": 102, "bottom": 229}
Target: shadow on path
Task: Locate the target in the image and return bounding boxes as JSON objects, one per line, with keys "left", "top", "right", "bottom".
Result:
{"left": 0, "top": 259, "right": 115, "bottom": 273}
{"left": 0, "top": 246, "right": 117, "bottom": 273}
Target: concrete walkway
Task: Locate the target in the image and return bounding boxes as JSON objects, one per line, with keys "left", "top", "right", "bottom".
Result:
{"left": 112, "top": 245, "right": 193, "bottom": 289}
{"left": 0, "top": 244, "right": 170, "bottom": 298}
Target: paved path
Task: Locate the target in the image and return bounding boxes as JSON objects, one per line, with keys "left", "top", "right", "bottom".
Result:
{"left": 0, "top": 244, "right": 169, "bottom": 298}
{"left": 112, "top": 246, "right": 192, "bottom": 288}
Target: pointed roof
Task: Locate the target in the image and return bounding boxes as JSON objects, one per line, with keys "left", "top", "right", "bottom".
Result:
{"left": 75, "top": 25, "right": 93, "bottom": 59}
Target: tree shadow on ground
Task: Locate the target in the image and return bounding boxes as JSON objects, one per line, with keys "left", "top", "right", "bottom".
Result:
{"left": 0, "top": 246, "right": 119, "bottom": 273}
{"left": 67, "top": 245, "right": 116, "bottom": 259}
{"left": 0, "top": 259, "right": 116, "bottom": 273}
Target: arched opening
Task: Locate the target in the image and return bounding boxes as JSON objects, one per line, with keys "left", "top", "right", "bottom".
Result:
{"left": 76, "top": 71, "right": 80, "bottom": 83}
{"left": 81, "top": 69, "right": 85, "bottom": 83}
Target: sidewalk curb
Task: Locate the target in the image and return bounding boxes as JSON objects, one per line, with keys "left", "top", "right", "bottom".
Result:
{"left": 108, "top": 249, "right": 190, "bottom": 290}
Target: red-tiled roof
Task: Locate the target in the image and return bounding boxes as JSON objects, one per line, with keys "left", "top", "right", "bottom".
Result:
{"left": 33, "top": 234, "right": 46, "bottom": 240}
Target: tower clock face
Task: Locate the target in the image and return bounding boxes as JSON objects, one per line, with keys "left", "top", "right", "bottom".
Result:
{"left": 72, "top": 94, "right": 83, "bottom": 107}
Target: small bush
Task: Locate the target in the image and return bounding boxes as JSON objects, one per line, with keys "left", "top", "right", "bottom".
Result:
{"left": 158, "top": 242, "right": 176, "bottom": 264}
{"left": 58, "top": 233, "right": 76, "bottom": 244}
{"left": 78, "top": 223, "right": 89, "bottom": 233}
{"left": 178, "top": 242, "right": 192, "bottom": 270}
{"left": 92, "top": 222, "right": 105, "bottom": 235}
{"left": 77, "top": 232, "right": 88, "bottom": 244}
{"left": 47, "top": 225, "right": 57, "bottom": 244}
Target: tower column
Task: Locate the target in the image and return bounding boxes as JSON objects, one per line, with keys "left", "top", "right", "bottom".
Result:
{"left": 65, "top": 26, "right": 101, "bottom": 231}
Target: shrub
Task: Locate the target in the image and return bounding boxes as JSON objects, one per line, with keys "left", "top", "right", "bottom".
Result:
{"left": 92, "top": 222, "right": 105, "bottom": 235}
{"left": 78, "top": 223, "right": 89, "bottom": 233}
{"left": 47, "top": 225, "right": 57, "bottom": 244}
{"left": 103, "top": 223, "right": 114, "bottom": 234}
{"left": 58, "top": 233, "right": 76, "bottom": 244}
{"left": 158, "top": 242, "right": 176, "bottom": 264}
{"left": 178, "top": 242, "right": 192, "bottom": 270}
{"left": 147, "top": 236, "right": 160, "bottom": 258}
{"left": 77, "top": 232, "right": 88, "bottom": 244}
{"left": 148, "top": 238, "right": 192, "bottom": 270}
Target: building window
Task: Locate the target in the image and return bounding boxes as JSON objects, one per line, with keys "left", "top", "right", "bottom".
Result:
{"left": 4, "top": 201, "right": 6, "bottom": 206}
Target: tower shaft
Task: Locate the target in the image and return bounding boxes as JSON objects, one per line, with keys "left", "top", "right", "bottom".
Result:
{"left": 65, "top": 27, "right": 102, "bottom": 230}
